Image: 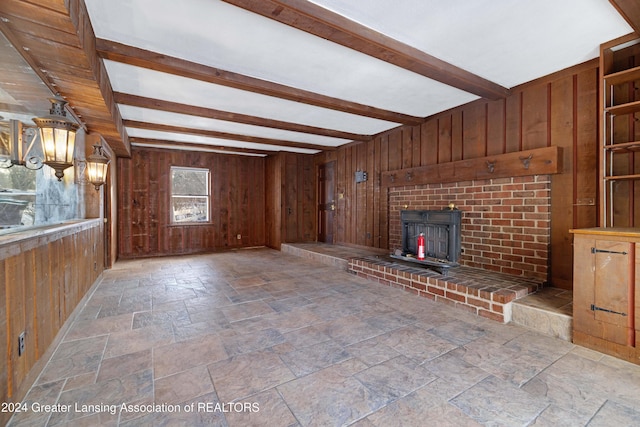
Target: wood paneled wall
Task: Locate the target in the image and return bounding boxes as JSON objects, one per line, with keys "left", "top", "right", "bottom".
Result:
{"left": 265, "top": 152, "right": 316, "bottom": 249}
{"left": 118, "top": 147, "right": 265, "bottom": 258}
{"left": 317, "top": 60, "right": 601, "bottom": 288}
{"left": 0, "top": 220, "right": 104, "bottom": 425}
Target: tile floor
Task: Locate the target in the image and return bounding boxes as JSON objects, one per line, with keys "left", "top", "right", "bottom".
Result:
{"left": 8, "top": 248, "right": 640, "bottom": 426}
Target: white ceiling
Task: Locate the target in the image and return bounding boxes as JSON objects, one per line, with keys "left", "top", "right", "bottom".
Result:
{"left": 84, "top": 0, "right": 632, "bottom": 156}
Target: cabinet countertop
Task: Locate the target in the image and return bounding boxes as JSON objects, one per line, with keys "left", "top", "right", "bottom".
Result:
{"left": 570, "top": 227, "right": 640, "bottom": 238}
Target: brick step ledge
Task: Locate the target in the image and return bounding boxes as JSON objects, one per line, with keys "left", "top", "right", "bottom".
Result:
{"left": 349, "top": 255, "right": 543, "bottom": 323}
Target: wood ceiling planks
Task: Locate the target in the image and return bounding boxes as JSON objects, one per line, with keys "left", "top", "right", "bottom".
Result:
{"left": 0, "top": 0, "right": 130, "bottom": 157}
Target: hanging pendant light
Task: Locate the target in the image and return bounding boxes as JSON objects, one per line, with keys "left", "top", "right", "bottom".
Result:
{"left": 32, "top": 96, "right": 79, "bottom": 181}
{"left": 85, "top": 144, "right": 110, "bottom": 190}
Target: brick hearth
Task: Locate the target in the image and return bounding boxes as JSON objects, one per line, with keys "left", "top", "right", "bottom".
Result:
{"left": 349, "top": 256, "right": 543, "bottom": 323}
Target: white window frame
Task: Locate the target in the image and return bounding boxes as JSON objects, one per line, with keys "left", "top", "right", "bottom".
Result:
{"left": 170, "top": 166, "right": 211, "bottom": 224}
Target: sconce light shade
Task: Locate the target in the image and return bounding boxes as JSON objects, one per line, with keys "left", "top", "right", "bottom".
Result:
{"left": 86, "top": 144, "right": 110, "bottom": 190}
{"left": 0, "top": 120, "right": 42, "bottom": 170}
{"left": 32, "top": 97, "right": 79, "bottom": 181}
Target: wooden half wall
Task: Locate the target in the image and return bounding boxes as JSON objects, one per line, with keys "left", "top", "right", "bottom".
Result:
{"left": 0, "top": 220, "right": 104, "bottom": 424}
{"left": 317, "top": 60, "right": 601, "bottom": 289}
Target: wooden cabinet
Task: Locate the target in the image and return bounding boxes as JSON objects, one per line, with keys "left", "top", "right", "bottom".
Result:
{"left": 600, "top": 34, "right": 640, "bottom": 227}
{"left": 571, "top": 228, "right": 640, "bottom": 364}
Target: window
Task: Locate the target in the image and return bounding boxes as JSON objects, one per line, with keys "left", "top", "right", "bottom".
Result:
{"left": 170, "top": 166, "right": 210, "bottom": 223}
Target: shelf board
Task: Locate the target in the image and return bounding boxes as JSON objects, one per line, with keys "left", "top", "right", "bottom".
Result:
{"left": 604, "top": 65, "right": 640, "bottom": 86}
{"left": 605, "top": 100, "right": 640, "bottom": 116}
{"left": 604, "top": 173, "right": 640, "bottom": 181}
{"left": 604, "top": 141, "right": 640, "bottom": 153}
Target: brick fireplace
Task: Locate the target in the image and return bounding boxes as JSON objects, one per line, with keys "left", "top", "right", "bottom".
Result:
{"left": 388, "top": 175, "right": 550, "bottom": 282}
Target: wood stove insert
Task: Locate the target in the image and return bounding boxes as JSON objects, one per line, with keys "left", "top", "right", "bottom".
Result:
{"left": 391, "top": 209, "right": 462, "bottom": 274}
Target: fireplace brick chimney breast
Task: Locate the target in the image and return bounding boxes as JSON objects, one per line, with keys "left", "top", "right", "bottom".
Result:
{"left": 389, "top": 175, "right": 550, "bottom": 282}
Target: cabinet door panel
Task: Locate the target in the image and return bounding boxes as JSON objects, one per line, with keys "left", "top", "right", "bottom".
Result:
{"left": 636, "top": 244, "right": 640, "bottom": 339}
{"left": 594, "top": 241, "right": 632, "bottom": 329}
{"left": 573, "top": 237, "right": 596, "bottom": 335}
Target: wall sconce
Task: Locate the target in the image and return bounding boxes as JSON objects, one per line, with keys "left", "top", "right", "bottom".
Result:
{"left": 32, "top": 96, "right": 79, "bottom": 181}
{"left": 85, "top": 144, "right": 110, "bottom": 190}
{"left": 0, "top": 120, "right": 43, "bottom": 169}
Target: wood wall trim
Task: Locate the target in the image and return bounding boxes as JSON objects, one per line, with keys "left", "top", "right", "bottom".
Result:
{"left": 381, "top": 146, "right": 563, "bottom": 188}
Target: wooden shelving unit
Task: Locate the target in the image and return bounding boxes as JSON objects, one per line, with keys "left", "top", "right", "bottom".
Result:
{"left": 600, "top": 34, "right": 640, "bottom": 227}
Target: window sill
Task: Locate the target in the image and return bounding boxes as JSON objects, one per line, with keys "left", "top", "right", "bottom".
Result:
{"left": 167, "top": 222, "right": 214, "bottom": 227}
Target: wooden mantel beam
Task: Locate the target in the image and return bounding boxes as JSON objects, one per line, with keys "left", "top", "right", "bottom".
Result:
{"left": 381, "top": 146, "right": 563, "bottom": 188}
{"left": 222, "top": 0, "right": 511, "bottom": 100}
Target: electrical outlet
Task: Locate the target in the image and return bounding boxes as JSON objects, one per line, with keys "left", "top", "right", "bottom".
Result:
{"left": 236, "top": 234, "right": 242, "bottom": 240}
{"left": 18, "top": 332, "right": 25, "bottom": 357}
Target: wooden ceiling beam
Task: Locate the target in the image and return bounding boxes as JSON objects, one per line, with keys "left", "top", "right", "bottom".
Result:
{"left": 222, "top": 0, "right": 510, "bottom": 100}
{"left": 96, "top": 39, "right": 423, "bottom": 126}
{"left": 130, "top": 138, "right": 273, "bottom": 156}
{"left": 115, "top": 92, "right": 366, "bottom": 141}
{"left": 124, "top": 120, "right": 335, "bottom": 151}
{"left": 610, "top": 0, "right": 640, "bottom": 35}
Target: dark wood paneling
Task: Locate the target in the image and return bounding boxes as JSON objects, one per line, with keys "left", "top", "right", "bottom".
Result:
{"left": 463, "top": 102, "right": 485, "bottom": 159}
{"left": 575, "top": 68, "right": 599, "bottom": 229}
{"left": 550, "top": 75, "right": 576, "bottom": 289}
{"left": 118, "top": 147, "right": 265, "bottom": 257}
{"left": 522, "top": 84, "right": 550, "bottom": 150}
{"left": 265, "top": 154, "right": 282, "bottom": 248}
{"left": 0, "top": 221, "right": 103, "bottom": 425}
{"left": 438, "top": 115, "right": 452, "bottom": 163}
{"left": 0, "top": 260, "right": 6, "bottom": 407}
{"left": 327, "top": 60, "right": 600, "bottom": 288}
{"left": 263, "top": 152, "right": 315, "bottom": 250}
{"left": 420, "top": 120, "right": 438, "bottom": 165}
{"left": 487, "top": 98, "right": 506, "bottom": 155}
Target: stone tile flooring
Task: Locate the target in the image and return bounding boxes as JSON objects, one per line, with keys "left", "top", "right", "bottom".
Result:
{"left": 8, "top": 248, "right": 640, "bottom": 426}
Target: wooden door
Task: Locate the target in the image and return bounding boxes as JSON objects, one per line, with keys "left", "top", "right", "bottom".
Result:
{"left": 317, "top": 161, "right": 335, "bottom": 243}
